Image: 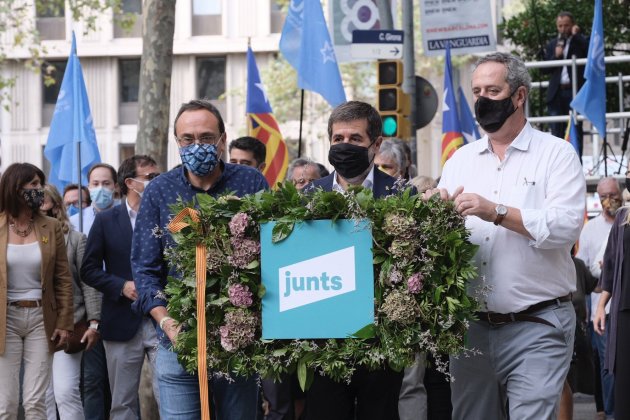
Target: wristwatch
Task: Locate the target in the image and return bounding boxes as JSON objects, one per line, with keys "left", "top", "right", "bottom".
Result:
{"left": 88, "top": 322, "right": 99, "bottom": 332}
{"left": 494, "top": 204, "right": 508, "bottom": 225}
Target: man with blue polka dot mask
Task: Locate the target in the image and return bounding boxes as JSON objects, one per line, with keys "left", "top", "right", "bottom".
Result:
{"left": 131, "top": 99, "right": 269, "bottom": 419}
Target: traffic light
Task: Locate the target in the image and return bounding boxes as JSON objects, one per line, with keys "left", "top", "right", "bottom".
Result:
{"left": 377, "top": 60, "right": 411, "bottom": 138}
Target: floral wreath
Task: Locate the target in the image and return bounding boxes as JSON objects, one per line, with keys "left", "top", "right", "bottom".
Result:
{"left": 165, "top": 183, "right": 479, "bottom": 388}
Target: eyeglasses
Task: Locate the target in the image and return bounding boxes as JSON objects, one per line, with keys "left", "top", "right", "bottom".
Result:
{"left": 175, "top": 134, "right": 223, "bottom": 147}
{"left": 135, "top": 172, "right": 160, "bottom": 180}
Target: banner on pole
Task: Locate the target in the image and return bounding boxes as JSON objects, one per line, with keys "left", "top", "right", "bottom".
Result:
{"left": 419, "top": 0, "right": 496, "bottom": 57}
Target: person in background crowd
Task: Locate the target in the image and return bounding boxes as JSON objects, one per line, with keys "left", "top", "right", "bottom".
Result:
{"left": 0, "top": 163, "right": 73, "bottom": 418}
{"left": 304, "top": 101, "right": 414, "bottom": 420}
{"left": 287, "top": 158, "right": 324, "bottom": 190}
{"left": 315, "top": 163, "right": 330, "bottom": 178}
{"left": 577, "top": 177, "right": 620, "bottom": 420}
{"left": 374, "top": 140, "right": 406, "bottom": 179}
{"left": 82, "top": 155, "right": 161, "bottom": 420}
{"left": 229, "top": 136, "right": 267, "bottom": 172}
{"left": 41, "top": 184, "right": 102, "bottom": 420}
{"left": 558, "top": 251, "right": 598, "bottom": 420}
{"left": 132, "top": 99, "right": 268, "bottom": 419}
{"left": 542, "top": 11, "right": 588, "bottom": 153}
{"left": 390, "top": 138, "right": 416, "bottom": 179}
{"left": 409, "top": 176, "right": 436, "bottom": 194}
{"left": 62, "top": 184, "right": 91, "bottom": 218}
{"left": 69, "top": 164, "right": 116, "bottom": 420}
{"left": 595, "top": 170, "right": 630, "bottom": 420}
{"left": 427, "top": 52, "right": 585, "bottom": 419}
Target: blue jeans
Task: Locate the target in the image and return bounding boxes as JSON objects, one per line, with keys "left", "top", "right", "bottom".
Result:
{"left": 590, "top": 320, "right": 615, "bottom": 416}
{"left": 156, "top": 345, "right": 260, "bottom": 420}
{"left": 82, "top": 339, "right": 111, "bottom": 420}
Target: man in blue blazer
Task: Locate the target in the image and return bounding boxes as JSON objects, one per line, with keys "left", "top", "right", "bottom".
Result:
{"left": 82, "top": 155, "right": 161, "bottom": 420}
{"left": 304, "top": 101, "right": 410, "bottom": 420}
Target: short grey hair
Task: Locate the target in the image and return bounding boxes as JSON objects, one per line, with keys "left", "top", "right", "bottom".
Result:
{"left": 377, "top": 140, "right": 406, "bottom": 176}
{"left": 473, "top": 52, "right": 532, "bottom": 95}
{"left": 287, "top": 158, "right": 312, "bottom": 180}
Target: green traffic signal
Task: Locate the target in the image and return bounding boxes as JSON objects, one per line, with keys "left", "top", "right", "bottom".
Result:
{"left": 383, "top": 116, "right": 398, "bottom": 137}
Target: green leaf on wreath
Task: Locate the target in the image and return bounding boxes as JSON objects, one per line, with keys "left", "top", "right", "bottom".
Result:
{"left": 246, "top": 260, "right": 260, "bottom": 269}
{"left": 297, "top": 359, "right": 307, "bottom": 391}
{"left": 209, "top": 296, "right": 229, "bottom": 306}
{"left": 257, "top": 284, "right": 266, "bottom": 299}
{"left": 272, "top": 222, "right": 294, "bottom": 243}
{"left": 352, "top": 323, "right": 376, "bottom": 339}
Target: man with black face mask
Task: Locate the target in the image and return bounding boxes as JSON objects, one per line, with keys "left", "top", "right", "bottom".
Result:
{"left": 306, "top": 100, "right": 405, "bottom": 197}
{"left": 425, "top": 52, "right": 586, "bottom": 419}
{"left": 303, "top": 101, "right": 412, "bottom": 420}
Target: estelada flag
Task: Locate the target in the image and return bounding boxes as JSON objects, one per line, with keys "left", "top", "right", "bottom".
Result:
{"left": 441, "top": 44, "right": 464, "bottom": 166}
{"left": 246, "top": 47, "right": 288, "bottom": 187}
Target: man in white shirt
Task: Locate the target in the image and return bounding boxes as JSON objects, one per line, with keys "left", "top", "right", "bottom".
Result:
{"left": 69, "top": 163, "right": 118, "bottom": 235}
{"left": 578, "top": 177, "right": 620, "bottom": 418}
{"left": 426, "top": 52, "right": 585, "bottom": 419}
{"left": 82, "top": 155, "right": 161, "bottom": 419}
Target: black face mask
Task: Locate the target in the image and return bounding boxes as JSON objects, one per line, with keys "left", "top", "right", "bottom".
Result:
{"left": 474, "top": 91, "right": 518, "bottom": 133}
{"left": 22, "top": 188, "right": 45, "bottom": 211}
{"left": 625, "top": 178, "right": 630, "bottom": 193}
{"left": 328, "top": 143, "right": 373, "bottom": 179}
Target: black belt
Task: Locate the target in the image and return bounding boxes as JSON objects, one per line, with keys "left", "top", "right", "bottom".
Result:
{"left": 477, "top": 294, "right": 571, "bottom": 328}
{"left": 9, "top": 300, "right": 42, "bottom": 308}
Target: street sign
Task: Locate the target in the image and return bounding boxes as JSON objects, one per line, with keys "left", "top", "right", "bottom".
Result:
{"left": 351, "top": 30, "right": 404, "bottom": 60}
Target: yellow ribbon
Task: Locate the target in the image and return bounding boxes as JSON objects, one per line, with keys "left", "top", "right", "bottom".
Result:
{"left": 168, "top": 208, "right": 210, "bottom": 420}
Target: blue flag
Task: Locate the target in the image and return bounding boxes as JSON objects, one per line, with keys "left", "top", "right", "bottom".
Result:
{"left": 458, "top": 87, "right": 480, "bottom": 144}
{"left": 44, "top": 32, "right": 100, "bottom": 193}
{"left": 571, "top": 0, "right": 606, "bottom": 138}
{"left": 279, "top": 0, "right": 346, "bottom": 107}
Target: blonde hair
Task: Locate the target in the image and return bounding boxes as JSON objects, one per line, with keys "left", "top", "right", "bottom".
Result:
{"left": 43, "top": 184, "right": 70, "bottom": 234}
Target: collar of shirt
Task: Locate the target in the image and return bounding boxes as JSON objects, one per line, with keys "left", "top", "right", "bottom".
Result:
{"left": 125, "top": 198, "right": 137, "bottom": 231}
{"left": 332, "top": 165, "right": 375, "bottom": 192}
{"left": 177, "top": 160, "right": 228, "bottom": 192}
{"left": 478, "top": 121, "right": 532, "bottom": 157}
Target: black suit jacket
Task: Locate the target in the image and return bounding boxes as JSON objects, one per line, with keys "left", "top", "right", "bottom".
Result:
{"left": 542, "top": 34, "right": 589, "bottom": 103}
{"left": 306, "top": 167, "right": 404, "bottom": 198}
{"left": 81, "top": 204, "right": 142, "bottom": 341}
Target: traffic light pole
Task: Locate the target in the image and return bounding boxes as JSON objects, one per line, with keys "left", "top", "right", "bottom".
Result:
{"left": 377, "top": 0, "right": 393, "bottom": 30}
{"left": 402, "top": 0, "right": 416, "bottom": 137}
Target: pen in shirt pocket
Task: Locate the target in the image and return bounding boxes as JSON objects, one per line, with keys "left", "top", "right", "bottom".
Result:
{"left": 523, "top": 177, "right": 536, "bottom": 186}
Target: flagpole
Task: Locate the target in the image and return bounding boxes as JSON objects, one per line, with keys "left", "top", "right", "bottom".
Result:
{"left": 77, "top": 141, "right": 83, "bottom": 232}
{"left": 298, "top": 89, "right": 304, "bottom": 158}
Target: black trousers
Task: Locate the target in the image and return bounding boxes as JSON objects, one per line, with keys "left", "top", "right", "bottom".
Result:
{"left": 615, "top": 311, "right": 630, "bottom": 419}
{"left": 305, "top": 366, "right": 403, "bottom": 420}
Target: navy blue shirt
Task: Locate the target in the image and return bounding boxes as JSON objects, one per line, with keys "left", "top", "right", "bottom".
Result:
{"left": 131, "top": 162, "right": 268, "bottom": 343}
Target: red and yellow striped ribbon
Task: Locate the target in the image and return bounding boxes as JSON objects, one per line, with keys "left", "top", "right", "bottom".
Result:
{"left": 167, "top": 208, "right": 210, "bottom": 420}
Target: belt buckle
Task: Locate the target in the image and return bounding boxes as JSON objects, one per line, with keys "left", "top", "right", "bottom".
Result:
{"left": 486, "top": 312, "right": 514, "bottom": 327}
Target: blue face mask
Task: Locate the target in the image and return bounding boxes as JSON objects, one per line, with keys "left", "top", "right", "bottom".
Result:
{"left": 89, "top": 187, "right": 114, "bottom": 210}
{"left": 179, "top": 143, "right": 219, "bottom": 177}
{"left": 67, "top": 204, "right": 80, "bottom": 217}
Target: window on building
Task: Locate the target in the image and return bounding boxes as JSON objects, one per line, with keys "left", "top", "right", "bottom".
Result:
{"left": 114, "top": 0, "right": 142, "bottom": 38}
{"left": 196, "top": 57, "right": 226, "bottom": 117}
{"left": 119, "top": 144, "right": 136, "bottom": 163}
{"left": 119, "top": 59, "right": 140, "bottom": 125}
{"left": 192, "top": 0, "right": 222, "bottom": 36}
{"left": 36, "top": 3, "right": 65, "bottom": 40}
{"left": 42, "top": 61, "right": 67, "bottom": 127}
{"left": 270, "top": 1, "right": 284, "bottom": 34}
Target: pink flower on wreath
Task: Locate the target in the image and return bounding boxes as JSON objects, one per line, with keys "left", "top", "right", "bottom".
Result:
{"left": 407, "top": 272, "right": 424, "bottom": 294}
{"left": 229, "top": 212, "right": 250, "bottom": 238}
{"left": 228, "top": 237, "right": 261, "bottom": 269}
{"left": 228, "top": 283, "right": 253, "bottom": 308}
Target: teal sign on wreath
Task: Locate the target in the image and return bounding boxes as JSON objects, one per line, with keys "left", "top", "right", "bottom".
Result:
{"left": 260, "top": 219, "right": 374, "bottom": 339}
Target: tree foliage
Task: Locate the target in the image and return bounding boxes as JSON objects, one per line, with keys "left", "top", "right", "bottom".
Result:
{"left": 0, "top": 0, "right": 131, "bottom": 106}
{"left": 499, "top": 0, "right": 630, "bottom": 116}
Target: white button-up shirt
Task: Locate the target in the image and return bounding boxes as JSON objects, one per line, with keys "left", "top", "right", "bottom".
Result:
{"left": 439, "top": 122, "right": 586, "bottom": 313}
{"left": 332, "top": 166, "right": 375, "bottom": 193}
